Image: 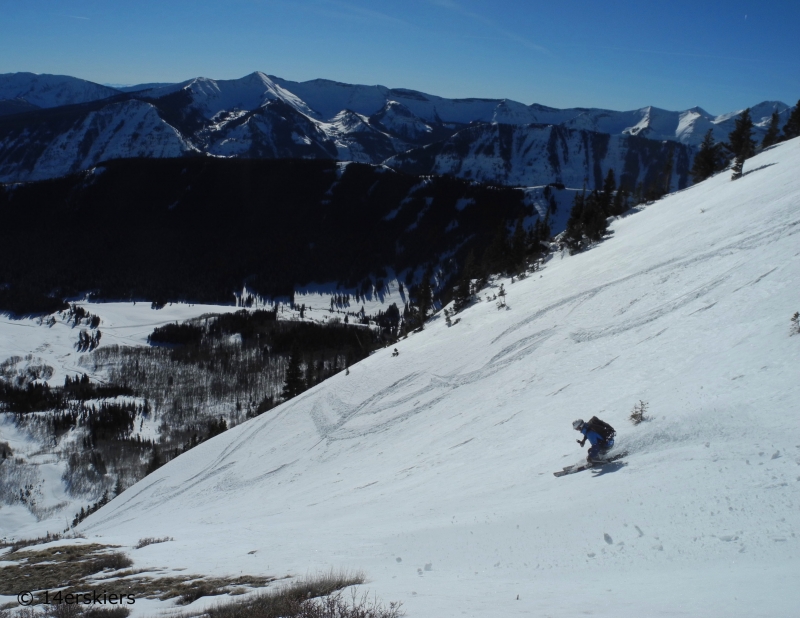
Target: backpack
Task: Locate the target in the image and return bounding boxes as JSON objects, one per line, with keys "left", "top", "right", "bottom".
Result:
{"left": 586, "top": 416, "right": 615, "bottom": 441}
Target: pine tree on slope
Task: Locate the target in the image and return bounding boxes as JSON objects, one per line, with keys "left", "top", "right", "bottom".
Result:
{"left": 691, "top": 130, "right": 723, "bottom": 184}
{"left": 282, "top": 349, "right": 306, "bottom": 400}
{"left": 782, "top": 100, "right": 800, "bottom": 141}
{"left": 728, "top": 108, "right": 756, "bottom": 180}
{"left": 761, "top": 111, "right": 781, "bottom": 149}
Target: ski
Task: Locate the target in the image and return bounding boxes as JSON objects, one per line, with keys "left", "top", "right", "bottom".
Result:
{"left": 553, "top": 452, "right": 627, "bottom": 477}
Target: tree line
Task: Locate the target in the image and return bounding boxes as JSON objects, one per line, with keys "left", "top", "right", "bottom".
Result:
{"left": 691, "top": 101, "right": 800, "bottom": 184}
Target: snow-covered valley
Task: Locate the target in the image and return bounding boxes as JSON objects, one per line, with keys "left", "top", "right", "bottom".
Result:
{"left": 0, "top": 139, "right": 793, "bottom": 616}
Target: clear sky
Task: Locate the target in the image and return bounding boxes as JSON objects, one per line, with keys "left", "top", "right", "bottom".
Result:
{"left": 1, "top": 0, "right": 798, "bottom": 115}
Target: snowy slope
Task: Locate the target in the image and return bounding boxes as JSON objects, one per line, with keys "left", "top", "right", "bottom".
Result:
{"left": 75, "top": 140, "right": 800, "bottom": 617}
{"left": 0, "top": 72, "right": 120, "bottom": 108}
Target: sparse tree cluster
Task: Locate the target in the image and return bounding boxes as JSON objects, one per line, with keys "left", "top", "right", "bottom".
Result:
{"left": 782, "top": 100, "right": 800, "bottom": 141}
{"left": 564, "top": 169, "right": 628, "bottom": 253}
{"left": 691, "top": 130, "right": 727, "bottom": 184}
{"left": 71, "top": 490, "right": 110, "bottom": 528}
{"left": 3, "top": 309, "right": 393, "bottom": 527}
{"left": 728, "top": 108, "right": 756, "bottom": 180}
{"left": 67, "top": 304, "right": 101, "bottom": 328}
{"left": 761, "top": 111, "right": 781, "bottom": 149}
{"left": 76, "top": 329, "right": 101, "bottom": 352}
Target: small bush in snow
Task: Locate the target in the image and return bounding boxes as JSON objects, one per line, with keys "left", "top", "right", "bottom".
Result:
{"left": 199, "top": 569, "right": 405, "bottom": 618}
{"left": 791, "top": 311, "right": 800, "bottom": 335}
{"left": 629, "top": 400, "right": 649, "bottom": 425}
{"left": 134, "top": 536, "right": 173, "bottom": 549}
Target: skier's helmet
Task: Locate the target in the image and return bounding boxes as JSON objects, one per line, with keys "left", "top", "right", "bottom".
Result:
{"left": 572, "top": 419, "right": 584, "bottom": 431}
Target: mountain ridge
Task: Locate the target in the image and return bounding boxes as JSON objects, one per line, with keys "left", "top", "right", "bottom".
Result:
{"left": 0, "top": 71, "right": 793, "bottom": 188}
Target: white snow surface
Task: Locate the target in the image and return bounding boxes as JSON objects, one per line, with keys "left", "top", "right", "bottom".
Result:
{"left": 73, "top": 140, "right": 800, "bottom": 616}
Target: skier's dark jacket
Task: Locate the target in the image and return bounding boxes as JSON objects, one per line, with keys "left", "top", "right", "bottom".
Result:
{"left": 580, "top": 425, "right": 611, "bottom": 447}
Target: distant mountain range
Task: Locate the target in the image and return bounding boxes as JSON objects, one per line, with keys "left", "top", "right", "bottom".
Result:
{"left": 0, "top": 71, "right": 793, "bottom": 189}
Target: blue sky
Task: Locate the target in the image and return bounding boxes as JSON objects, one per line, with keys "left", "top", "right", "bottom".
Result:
{"left": 1, "top": 0, "right": 798, "bottom": 115}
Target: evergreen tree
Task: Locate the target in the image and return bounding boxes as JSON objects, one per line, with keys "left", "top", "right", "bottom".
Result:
{"left": 581, "top": 191, "right": 608, "bottom": 242}
{"left": 509, "top": 217, "right": 526, "bottom": 273}
{"left": 281, "top": 348, "right": 306, "bottom": 400}
{"left": 782, "top": 100, "right": 800, "bottom": 141}
{"left": 661, "top": 146, "right": 675, "bottom": 195}
{"left": 452, "top": 251, "right": 476, "bottom": 313}
{"left": 564, "top": 189, "right": 608, "bottom": 252}
{"left": 145, "top": 448, "right": 163, "bottom": 475}
{"left": 691, "top": 130, "right": 723, "bottom": 183}
{"left": 482, "top": 223, "right": 512, "bottom": 274}
{"left": 761, "top": 111, "right": 781, "bottom": 149}
{"left": 728, "top": 108, "right": 756, "bottom": 180}
{"left": 610, "top": 186, "right": 627, "bottom": 217}
{"left": 564, "top": 191, "right": 585, "bottom": 253}
{"left": 600, "top": 169, "right": 616, "bottom": 215}
{"left": 417, "top": 265, "right": 434, "bottom": 324}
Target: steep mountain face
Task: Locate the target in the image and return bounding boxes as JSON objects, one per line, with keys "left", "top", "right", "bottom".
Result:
{"left": 370, "top": 101, "right": 436, "bottom": 142}
{"left": 0, "top": 99, "right": 197, "bottom": 182}
{"left": 387, "top": 123, "right": 692, "bottom": 192}
{"left": 0, "top": 72, "right": 120, "bottom": 108}
{"left": 199, "top": 99, "right": 338, "bottom": 159}
{"left": 145, "top": 72, "right": 318, "bottom": 120}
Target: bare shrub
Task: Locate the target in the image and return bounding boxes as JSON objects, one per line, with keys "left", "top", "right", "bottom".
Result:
{"left": 134, "top": 536, "right": 173, "bottom": 549}
{"left": 300, "top": 590, "right": 404, "bottom": 618}
{"left": 791, "top": 311, "right": 799, "bottom": 335}
{"left": 2, "top": 604, "right": 132, "bottom": 618}
{"left": 178, "top": 582, "right": 226, "bottom": 605}
{"left": 1, "top": 531, "right": 62, "bottom": 552}
{"left": 91, "top": 551, "right": 133, "bottom": 571}
{"left": 82, "top": 608, "right": 131, "bottom": 618}
{"left": 205, "top": 570, "right": 375, "bottom": 618}
{"left": 629, "top": 400, "right": 649, "bottom": 425}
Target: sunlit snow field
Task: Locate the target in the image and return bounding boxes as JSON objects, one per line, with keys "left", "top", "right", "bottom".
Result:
{"left": 2, "top": 139, "right": 799, "bottom": 617}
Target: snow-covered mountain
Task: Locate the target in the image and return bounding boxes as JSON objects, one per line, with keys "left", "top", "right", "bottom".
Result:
{"left": 387, "top": 123, "right": 692, "bottom": 191}
{"left": 0, "top": 72, "right": 120, "bottom": 109}
{"left": 65, "top": 139, "right": 799, "bottom": 617}
{"left": 146, "top": 72, "right": 319, "bottom": 120}
{"left": 0, "top": 99, "right": 197, "bottom": 182}
{"left": 0, "top": 71, "right": 793, "bottom": 187}
{"left": 270, "top": 74, "right": 791, "bottom": 146}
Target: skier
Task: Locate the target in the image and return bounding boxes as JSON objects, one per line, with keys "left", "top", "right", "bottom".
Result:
{"left": 572, "top": 417, "right": 615, "bottom": 463}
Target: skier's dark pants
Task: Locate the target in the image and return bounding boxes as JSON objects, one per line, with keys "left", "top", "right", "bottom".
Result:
{"left": 588, "top": 438, "right": 614, "bottom": 461}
